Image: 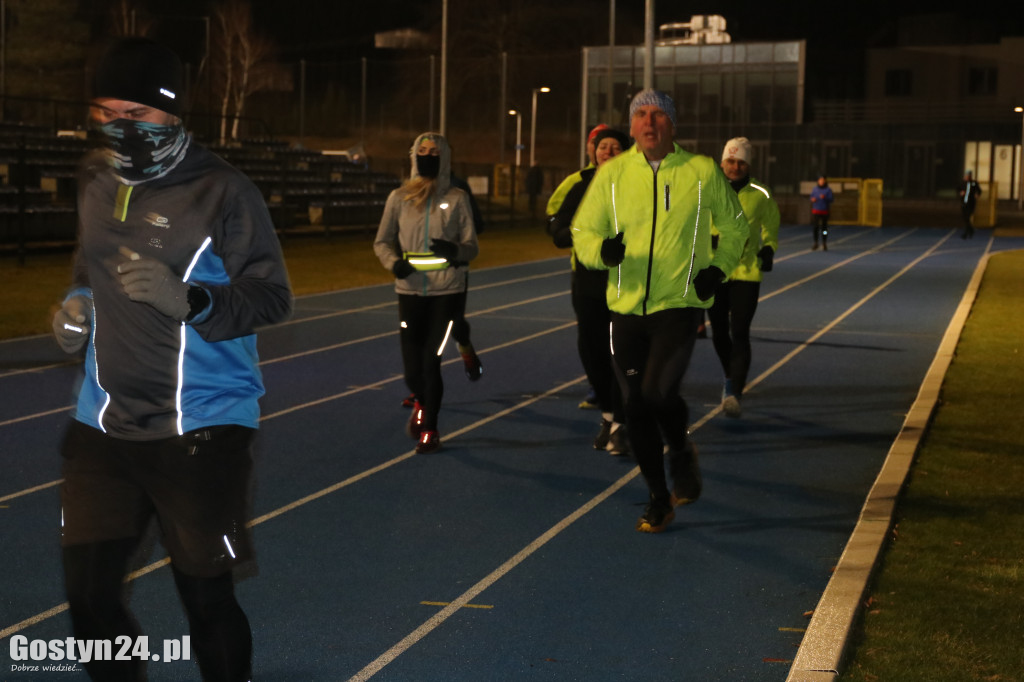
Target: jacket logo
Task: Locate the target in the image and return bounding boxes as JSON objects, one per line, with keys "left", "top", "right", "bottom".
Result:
{"left": 145, "top": 212, "right": 170, "bottom": 229}
{"left": 148, "top": 237, "right": 164, "bottom": 249}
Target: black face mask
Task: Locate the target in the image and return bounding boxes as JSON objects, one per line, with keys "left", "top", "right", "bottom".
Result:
{"left": 416, "top": 154, "right": 440, "bottom": 179}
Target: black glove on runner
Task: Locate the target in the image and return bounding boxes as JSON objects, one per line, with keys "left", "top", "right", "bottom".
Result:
{"left": 757, "top": 245, "right": 774, "bottom": 272}
{"left": 692, "top": 266, "right": 725, "bottom": 301}
{"left": 392, "top": 259, "right": 416, "bottom": 279}
{"left": 430, "top": 238, "right": 459, "bottom": 262}
{"left": 600, "top": 232, "right": 625, "bottom": 267}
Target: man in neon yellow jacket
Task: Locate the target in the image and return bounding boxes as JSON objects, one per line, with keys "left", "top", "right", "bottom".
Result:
{"left": 572, "top": 90, "right": 748, "bottom": 533}
{"left": 709, "top": 137, "right": 780, "bottom": 418}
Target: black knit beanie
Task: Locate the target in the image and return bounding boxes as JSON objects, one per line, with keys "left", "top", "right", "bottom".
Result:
{"left": 93, "top": 38, "right": 184, "bottom": 117}
{"left": 592, "top": 128, "right": 631, "bottom": 152}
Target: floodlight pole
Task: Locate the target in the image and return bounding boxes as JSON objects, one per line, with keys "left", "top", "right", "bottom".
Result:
{"left": 509, "top": 109, "right": 522, "bottom": 225}
{"left": 529, "top": 87, "right": 550, "bottom": 167}
{"left": 644, "top": 0, "right": 654, "bottom": 89}
{"left": 439, "top": 0, "right": 448, "bottom": 136}
{"left": 607, "top": 0, "right": 615, "bottom": 124}
{"left": 1016, "top": 106, "right": 1023, "bottom": 211}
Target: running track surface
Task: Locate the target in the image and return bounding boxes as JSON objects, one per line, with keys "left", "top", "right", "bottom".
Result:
{"left": 1, "top": 225, "right": 1019, "bottom": 681}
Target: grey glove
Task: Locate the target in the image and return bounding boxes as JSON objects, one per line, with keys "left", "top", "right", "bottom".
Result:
{"left": 52, "top": 295, "right": 91, "bottom": 354}
{"left": 117, "top": 258, "right": 190, "bottom": 320}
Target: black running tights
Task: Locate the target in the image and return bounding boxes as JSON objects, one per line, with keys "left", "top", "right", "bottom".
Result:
{"left": 707, "top": 280, "right": 761, "bottom": 396}
{"left": 63, "top": 538, "right": 252, "bottom": 682}
{"left": 610, "top": 308, "right": 699, "bottom": 500}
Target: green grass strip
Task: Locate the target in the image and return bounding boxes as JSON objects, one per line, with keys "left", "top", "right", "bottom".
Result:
{"left": 843, "top": 250, "right": 1024, "bottom": 682}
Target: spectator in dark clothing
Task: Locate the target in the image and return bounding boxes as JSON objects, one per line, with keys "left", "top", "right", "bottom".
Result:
{"left": 959, "top": 170, "right": 982, "bottom": 239}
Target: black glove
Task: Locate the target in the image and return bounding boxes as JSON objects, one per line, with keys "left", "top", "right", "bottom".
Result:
{"left": 117, "top": 258, "right": 190, "bottom": 320}
{"left": 430, "top": 238, "right": 459, "bottom": 262}
{"left": 757, "top": 245, "right": 774, "bottom": 272}
{"left": 547, "top": 217, "right": 573, "bottom": 249}
{"left": 52, "top": 294, "right": 91, "bottom": 354}
{"left": 692, "top": 266, "right": 725, "bottom": 301}
{"left": 392, "top": 259, "right": 416, "bottom": 279}
{"left": 600, "top": 232, "right": 625, "bottom": 267}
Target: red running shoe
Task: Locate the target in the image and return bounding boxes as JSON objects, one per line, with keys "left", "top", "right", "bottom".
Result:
{"left": 416, "top": 430, "right": 441, "bottom": 454}
{"left": 461, "top": 350, "right": 483, "bottom": 381}
{"left": 405, "top": 402, "right": 425, "bottom": 439}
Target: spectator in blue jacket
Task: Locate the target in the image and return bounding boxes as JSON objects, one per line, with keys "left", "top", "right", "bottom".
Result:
{"left": 810, "top": 175, "right": 834, "bottom": 250}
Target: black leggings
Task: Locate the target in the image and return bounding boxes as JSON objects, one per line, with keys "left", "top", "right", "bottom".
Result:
{"left": 398, "top": 293, "right": 461, "bottom": 431}
{"left": 452, "top": 274, "right": 471, "bottom": 346}
{"left": 961, "top": 205, "right": 975, "bottom": 236}
{"left": 63, "top": 539, "right": 252, "bottom": 682}
{"left": 812, "top": 213, "right": 829, "bottom": 243}
{"left": 610, "top": 308, "right": 699, "bottom": 500}
{"left": 707, "top": 280, "right": 760, "bottom": 396}
{"left": 572, "top": 288, "right": 624, "bottom": 422}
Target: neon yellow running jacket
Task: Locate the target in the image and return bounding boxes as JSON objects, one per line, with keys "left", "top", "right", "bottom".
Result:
{"left": 572, "top": 143, "right": 748, "bottom": 315}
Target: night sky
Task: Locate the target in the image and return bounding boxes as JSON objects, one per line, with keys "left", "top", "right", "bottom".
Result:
{"left": 237, "top": 1, "right": 1024, "bottom": 55}
{"left": 88, "top": 0, "right": 1024, "bottom": 105}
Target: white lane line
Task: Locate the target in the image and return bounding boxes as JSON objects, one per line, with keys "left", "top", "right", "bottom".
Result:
{"left": 345, "top": 230, "right": 958, "bottom": 681}
{"left": 0, "top": 228, "right": 945, "bottom": 509}
{"left": 0, "top": 321, "right": 578, "bottom": 512}
{"left": 0, "top": 360, "right": 79, "bottom": 380}
{"left": 0, "top": 230, "right": 958, "bottom": 644}
{"left": 260, "top": 291, "right": 570, "bottom": 367}
{"left": 786, "top": 234, "right": 987, "bottom": 680}
{"left": 746, "top": 230, "right": 953, "bottom": 397}
{"left": 0, "top": 291, "right": 572, "bottom": 424}
{"left": 763, "top": 229, "right": 916, "bottom": 301}
{"left": 0, "top": 374, "right": 587, "bottom": 642}
{"left": 0, "top": 478, "right": 63, "bottom": 505}
{"left": 0, "top": 405, "right": 73, "bottom": 428}
{"left": 252, "top": 374, "right": 587, "bottom": 527}
{"left": 275, "top": 269, "right": 568, "bottom": 328}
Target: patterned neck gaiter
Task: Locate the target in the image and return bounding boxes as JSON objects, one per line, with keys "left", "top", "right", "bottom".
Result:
{"left": 100, "top": 118, "right": 189, "bottom": 184}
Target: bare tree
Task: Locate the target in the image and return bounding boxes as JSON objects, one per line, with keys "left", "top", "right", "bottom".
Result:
{"left": 211, "top": 0, "right": 284, "bottom": 143}
{"left": 108, "top": 0, "right": 153, "bottom": 37}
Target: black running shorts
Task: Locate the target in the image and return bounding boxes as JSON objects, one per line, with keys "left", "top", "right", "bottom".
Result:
{"left": 59, "top": 420, "right": 256, "bottom": 577}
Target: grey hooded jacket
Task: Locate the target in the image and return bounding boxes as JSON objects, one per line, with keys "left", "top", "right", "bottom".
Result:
{"left": 373, "top": 132, "right": 478, "bottom": 296}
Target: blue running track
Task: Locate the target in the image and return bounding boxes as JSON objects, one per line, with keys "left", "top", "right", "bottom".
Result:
{"left": 1, "top": 225, "right": 1020, "bottom": 681}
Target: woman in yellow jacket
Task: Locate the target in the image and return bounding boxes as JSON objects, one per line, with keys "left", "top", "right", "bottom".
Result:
{"left": 710, "top": 137, "right": 780, "bottom": 418}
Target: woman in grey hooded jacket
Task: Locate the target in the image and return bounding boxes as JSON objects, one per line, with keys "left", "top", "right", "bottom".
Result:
{"left": 374, "top": 132, "right": 478, "bottom": 453}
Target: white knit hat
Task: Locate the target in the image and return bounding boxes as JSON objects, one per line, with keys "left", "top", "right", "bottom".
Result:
{"left": 722, "top": 137, "right": 752, "bottom": 163}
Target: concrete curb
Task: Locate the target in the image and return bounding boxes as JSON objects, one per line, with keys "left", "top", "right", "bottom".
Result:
{"left": 785, "top": 250, "right": 992, "bottom": 682}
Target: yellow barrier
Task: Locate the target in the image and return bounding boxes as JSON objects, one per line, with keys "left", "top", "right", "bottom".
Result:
{"left": 806, "top": 177, "right": 884, "bottom": 227}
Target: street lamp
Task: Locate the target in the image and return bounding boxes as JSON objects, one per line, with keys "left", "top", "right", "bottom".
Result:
{"left": 529, "top": 87, "right": 550, "bottom": 167}
{"left": 509, "top": 108, "right": 522, "bottom": 223}
{"left": 1015, "top": 106, "right": 1023, "bottom": 211}
{"left": 509, "top": 109, "right": 522, "bottom": 169}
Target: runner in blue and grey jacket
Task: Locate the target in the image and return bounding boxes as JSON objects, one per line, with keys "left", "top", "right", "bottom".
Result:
{"left": 50, "top": 38, "right": 292, "bottom": 682}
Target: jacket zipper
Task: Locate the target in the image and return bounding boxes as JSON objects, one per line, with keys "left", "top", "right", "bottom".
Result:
{"left": 642, "top": 167, "right": 659, "bottom": 315}
{"left": 422, "top": 196, "right": 432, "bottom": 295}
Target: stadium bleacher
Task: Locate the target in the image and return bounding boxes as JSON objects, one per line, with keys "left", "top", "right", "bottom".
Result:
{"left": 0, "top": 124, "right": 401, "bottom": 252}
